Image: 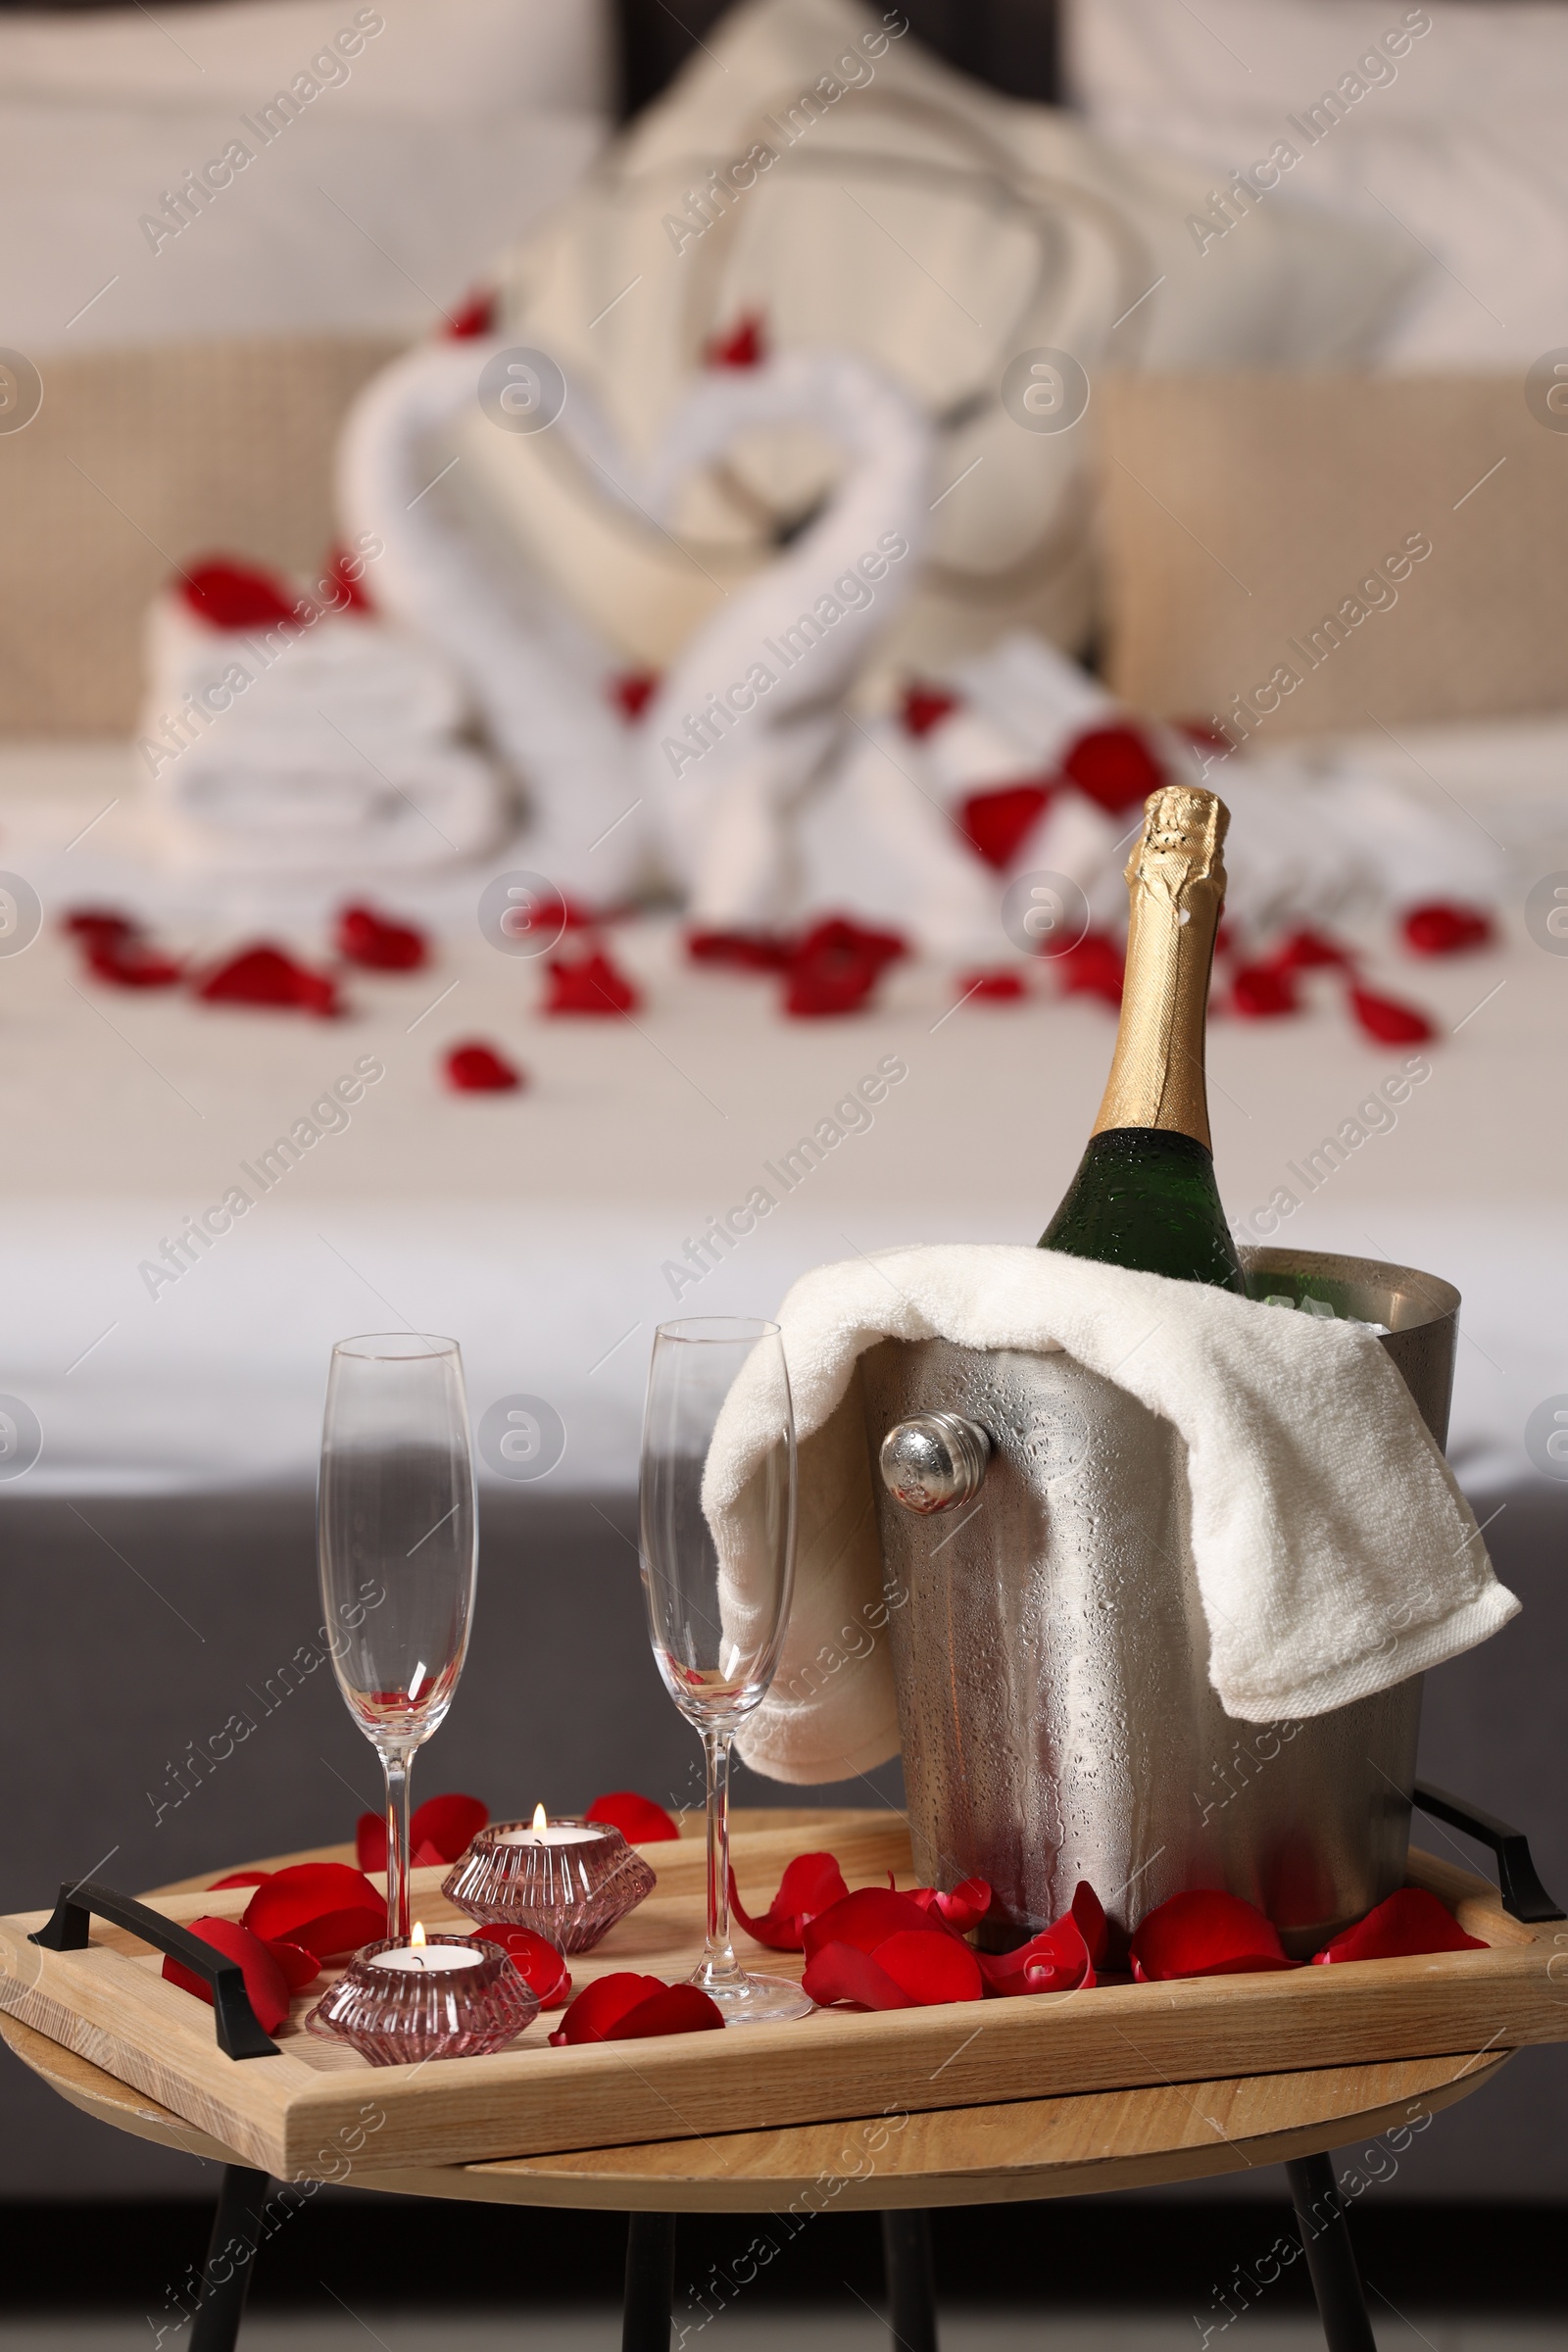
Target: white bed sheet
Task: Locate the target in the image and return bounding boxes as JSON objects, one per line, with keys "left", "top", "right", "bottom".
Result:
{"left": 0, "top": 720, "right": 1563, "bottom": 1499}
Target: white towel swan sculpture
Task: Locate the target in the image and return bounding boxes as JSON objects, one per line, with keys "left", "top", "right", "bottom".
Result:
{"left": 336, "top": 339, "right": 998, "bottom": 952}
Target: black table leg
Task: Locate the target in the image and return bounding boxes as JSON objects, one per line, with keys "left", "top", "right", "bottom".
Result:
{"left": 881, "top": 2209, "right": 940, "bottom": 2352}
{"left": 190, "top": 2164, "right": 270, "bottom": 2352}
{"left": 1287, "top": 2154, "right": 1377, "bottom": 2352}
{"left": 623, "top": 2212, "right": 676, "bottom": 2352}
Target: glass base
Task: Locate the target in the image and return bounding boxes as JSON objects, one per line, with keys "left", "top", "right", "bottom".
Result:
{"left": 692, "top": 1964, "right": 813, "bottom": 2025}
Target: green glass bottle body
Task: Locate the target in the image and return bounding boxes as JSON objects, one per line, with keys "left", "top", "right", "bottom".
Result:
{"left": 1039, "top": 784, "right": 1247, "bottom": 1295}
{"left": 1039, "top": 1129, "right": 1246, "bottom": 1292}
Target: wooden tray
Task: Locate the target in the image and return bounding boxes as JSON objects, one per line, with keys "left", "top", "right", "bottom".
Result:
{"left": 0, "top": 1813, "right": 1562, "bottom": 2181}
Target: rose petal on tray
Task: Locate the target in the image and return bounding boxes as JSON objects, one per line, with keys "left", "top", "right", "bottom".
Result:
{"left": 907, "top": 1875, "right": 993, "bottom": 1935}
{"left": 208, "top": 1871, "right": 271, "bottom": 1891}
{"left": 1130, "top": 1888, "right": 1298, "bottom": 1982}
{"left": 801, "top": 1886, "right": 938, "bottom": 1962}
{"left": 266, "top": 1939, "right": 322, "bottom": 1993}
{"left": 976, "top": 1913, "right": 1093, "bottom": 1999}
{"left": 805, "top": 1927, "right": 982, "bottom": 2010}
{"left": 549, "top": 1971, "right": 723, "bottom": 2045}
{"left": 356, "top": 1792, "right": 489, "bottom": 1871}
{"left": 730, "top": 1852, "right": 851, "bottom": 1950}
{"left": 1312, "top": 1886, "right": 1487, "bottom": 1964}
{"left": 584, "top": 1791, "right": 681, "bottom": 1841}
{"left": 476, "top": 1924, "right": 572, "bottom": 2008}
{"left": 242, "top": 1863, "right": 384, "bottom": 1959}
{"left": 163, "top": 1918, "right": 291, "bottom": 2034}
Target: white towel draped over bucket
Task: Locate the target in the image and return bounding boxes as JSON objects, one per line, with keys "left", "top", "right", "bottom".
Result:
{"left": 705, "top": 1245, "right": 1518, "bottom": 1786}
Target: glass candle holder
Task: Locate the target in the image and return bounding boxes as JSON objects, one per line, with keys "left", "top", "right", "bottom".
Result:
{"left": 306, "top": 1935, "right": 538, "bottom": 2065}
{"left": 443, "top": 1815, "right": 658, "bottom": 1953}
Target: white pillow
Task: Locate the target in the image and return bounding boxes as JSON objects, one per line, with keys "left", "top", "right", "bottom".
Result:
{"left": 1067, "top": 0, "right": 1568, "bottom": 368}
{"left": 0, "top": 0, "right": 611, "bottom": 120}
{"left": 0, "top": 99, "right": 603, "bottom": 350}
{"left": 460, "top": 0, "right": 1415, "bottom": 674}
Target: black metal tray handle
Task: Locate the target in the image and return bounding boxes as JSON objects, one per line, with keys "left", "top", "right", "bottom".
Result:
{"left": 28, "top": 1880, "right": 279, "bottom": 2059}
{"left": 1412, "top": 1783, "right": 1566, "bottom": 1924}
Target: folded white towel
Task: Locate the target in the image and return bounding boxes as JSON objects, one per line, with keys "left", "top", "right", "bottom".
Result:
{"left": 707, "top": 1245, "right": 1518, "bottom": 1786}
{"left": 153, "top": 741, "right": 502, "bottom": 873}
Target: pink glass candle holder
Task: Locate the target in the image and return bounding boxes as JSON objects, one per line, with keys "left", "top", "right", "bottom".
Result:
{"left": 306, "top": 1935, "right": 538, "bottom": 2065}
{"left": 443, "top": 1813, "right": 658, "bottom": 1953}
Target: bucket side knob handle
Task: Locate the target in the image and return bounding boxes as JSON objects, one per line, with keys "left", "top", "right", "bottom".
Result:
{"left": 879, "top": 1412, "right": 992, "bottom": 1514}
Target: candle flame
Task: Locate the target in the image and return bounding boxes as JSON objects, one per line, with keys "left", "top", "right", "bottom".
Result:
{"left": 532, "top": 1802, "right": 548, "bottom": 1832}
{"left": 411, "top": 1919, "right": 426, "bottom": 1948}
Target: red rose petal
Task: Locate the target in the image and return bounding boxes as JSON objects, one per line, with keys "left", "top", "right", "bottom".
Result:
{"left": 545, "top": 950, "right": 641, "bottom": 1016}
{"left": 356, "top": 1814, "right": 385, "bottom": 1874}
{"left": 606, "top": 1984, "right": 726, "bottom": 2039}
{"left": 802, "top": 1886, "right": 941, "bottom": 1963}
{"left": 976, "top": 1913, "right": 1092, "bottom": 1999}
{"left": 1313, "top": 1886, "right": 1487, "bottom": 1964}
{"left": 195, "top": 944, "right": 339, "bottom": 1017}
{"left": 209, "top": 1871, "right": 271, "bottom": 1891}
{"left": 162, "top": 1917, "right": 291, "bottom": 2034}
{"left": 64, "top": 907, "right": 137, "bottom": 946}
{"left": 957, "top": 783, "right": 1054, "bottom": 870}
{"left": 321, "top": 542, "right": 375, "bottom": 612}
{"left": 1060, "top": 724, "right": 1165, "bottom": 815}
{"left": 685, "top": 929, "right": 793, "bottom": 972}
{"left": 730, "top": 1852, "right": 851, "bottom": 1951}
{"left": 908, "top": 1877, "right": 993, "bottom": 1935}
{"left": 411, "top": 1792, "right": 488, "bottom": 1862}
{"left": 445, "top": 289, "right": 496, "bottom": 339}
{"left": 901, "top": 683, "right": 958, "bottom": 738}
{"left": 784, "top": 917, "right": 906, "bottom": 1019}
{"left": 548, "top": 1971, "right": 672, "bottom": 2045}
{"left": 1130, "top": 1888, "right": 1297, "bottom": 1983}
{"left": 1055, "top": 929, "right": 1124, "bottom": 1004}
{"left": 956, "top": 968, "right": 1028, "bottom": 1004}
{"left": 705, "top": 313, "right": 766, "bottom": 368}
{"left": 264, "top": 1938, "right": 321, "bottom": 1992}
{"left": 336, "top": 904, "right": 427, "bottom": 971}
{"left": 1231, "top": 963, "right": 1298, "bottom": 1018}
{"left": 1348, "top": 985, "right": 1435, "bottom": 1046}
{"left": 476, "top": 1924, "right": 572, "bottom": 2007}
{"left": 610, "top": 671, "right": 659, "bottom": 721}
{"left": 180, "top": 559, "right": 301, "bottom": 634}
{"left": 801, "top": 1938, "right": 917, "bottom": 2011}
{"left": 871, "top": 1929, "right": 983, "bottom": 2005}
{"left": 1268, "top": 927, "right": 1351, "bottom": 973}
{"left": 585, "top": 1791, "right": 681, "bottom": 1841}
{"left": 241, "top": 1863, "right": 384, "bottom": 1960}
{"left": 1071, "top": 1881, "right": 1107, "bottom": 1965}
{"left": 445, "top": 1040, "right": 523, "bottom": 1092}
{"left": 1401, "top": 901, "right": 1494, "bottom": 957}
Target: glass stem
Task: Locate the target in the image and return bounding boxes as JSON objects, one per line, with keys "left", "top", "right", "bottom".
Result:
{"left": 703, "top": 1725, "right": 737, "bottom": 1974}
{"left": 383, "top": 1747, "right": 414, "bottom": 1940}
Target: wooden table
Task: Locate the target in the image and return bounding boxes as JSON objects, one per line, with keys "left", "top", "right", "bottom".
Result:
{"left": 1, "top": 1807, "right": 1556, "bottom": 2352}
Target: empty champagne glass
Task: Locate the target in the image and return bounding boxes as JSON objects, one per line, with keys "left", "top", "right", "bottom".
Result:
{"left": 319, "top": 1333, "right": 477, "bottom": 1938}
{"left": 639, "top": 1316, "right": 810, "bottom": 2024}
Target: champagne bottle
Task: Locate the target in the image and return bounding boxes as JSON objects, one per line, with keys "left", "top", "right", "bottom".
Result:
{"left": 1040, "top": 784, "right": 1247, "bottom": 1293}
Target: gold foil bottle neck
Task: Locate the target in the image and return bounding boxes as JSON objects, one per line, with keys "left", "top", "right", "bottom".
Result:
{"left": 1091, "top": 786, "right": 1230, "bottom": 1149}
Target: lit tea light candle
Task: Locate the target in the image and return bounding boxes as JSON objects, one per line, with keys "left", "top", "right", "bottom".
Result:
{"left": 367, "top": 1920, "right": 485, "bottom": 1973}
{"left": 496, "top": 1804, "right": 609, "bottom": 1848}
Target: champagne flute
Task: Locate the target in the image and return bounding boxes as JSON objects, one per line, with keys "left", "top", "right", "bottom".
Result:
{"left": 639, "top": 1316, "right": 810, "bottom": 2024}
{"left": 319, "top": 1333, "right": 477, "bottom": 1939}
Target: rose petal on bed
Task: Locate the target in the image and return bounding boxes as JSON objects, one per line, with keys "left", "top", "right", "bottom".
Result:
{"left": 784, "top": 917, "right": 906, "bottom": 1018}
{"left": 87, "top": 940, "right": 184, "bottom": 989}
{"left": 1129, "top": 1888, "right": 1297, "bottom": 1982}
{"left": 336, "top": 904, "right": 428, "bottom": 971}
{"left": 956, "top": 967, "right": 1030, "bottom": 1003}
{"left": 1054, "top": 929, "right": 1124, "bottom": 1005}
{"left": 476, "top": 1924, "right": 572, "bottom": 2007}
{"left": 1348, "top": 985, "right": 1435, "bottom": 1046}
{"left": 901, "top": 681, "right": 959, "bottom": 738}
{"left": 195, "top": 944, "right": 340, "bottom": 1017}
{"left": 548, "top": 1971, "right": 680, "bottom": 2045}
{"left": 1267, "top": 926, "right": 1352, "bottom": 973}
{"left": 685, "top": 929, "right": 793, "bottom": 971}
{"left": 63, "top": 907, "right": 137, "bottom": 945}
{"left": 163, "top": 1917, "right": 291, "bottom": 2034}
{"left": 705, "top": 313, "right": 766, "bottom": 368}
{"left": 1060, "top": 723, "right": 1165, "bottom": 815}
{"left": 584, "top": 1791, "right": 681, "bottom": 1841}
{"left": 241, "top": 1863, "right": 384, "bottom": 1959}
{"left": 545, "top": 950, "right": 641, "bottom": 1016}
{"left": 729, "top": 1851, "right": 851, "bottom": 1949}
{"left": 1230, "top": 963, "right": 1298, "bottom": 1018}
{"left": 445, "top": 1041, "right": 523, "bottom": 1092}
{"left": 1401, "top": 901, "right": 1494, "bottom": 957}
{"left": 180, "top": 558, "right": 300, "bottom": 632}
{"left": 1312, "top": 1886, "right": 1487, "bottom": 1964}
{"left": 957, "top": 783, "right": 1054, "bottom": 870}
{"left": 610, "top": 671, "right": 659, "bottom": 722}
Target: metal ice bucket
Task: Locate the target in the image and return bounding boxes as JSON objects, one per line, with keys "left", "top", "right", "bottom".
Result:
{"left": 862, "top": 1249, "right": 1459, "bottom": 1957}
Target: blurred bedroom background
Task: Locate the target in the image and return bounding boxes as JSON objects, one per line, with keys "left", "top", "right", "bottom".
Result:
{"left": 1, "top": 0, "right": 1565, "bottom": 2338}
